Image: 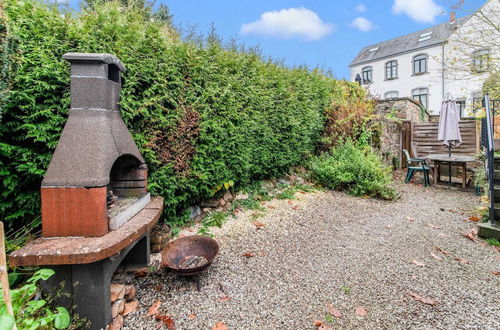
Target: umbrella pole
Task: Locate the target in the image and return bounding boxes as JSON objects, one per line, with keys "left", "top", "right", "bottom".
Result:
{"left": 448, "top": 145, "right": 452, "bottom": 188}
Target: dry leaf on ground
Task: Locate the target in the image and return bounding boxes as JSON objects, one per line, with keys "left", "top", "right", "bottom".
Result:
{"left": 468, "top": 216, "right": 481, "bottom": 222}
{"left": 212, "top": 321, "right": 228, "bottom": 330}
{"left": 242, "top": 252, "right": 256, "bottom": 258}
{"left": 412, "top": 260, "right": 426, "bottom": 267}
{"left": 454, "top": 257, "right": 470, "bottom": 264}
{"left": 425, "top": 223, "right": 441, "bottom": 229}
{"left": 491, "top": 271, "right": 500, "bottom": 275}
{"left": 123, "top": 300, "right": 138, "bottom": 316}
{"left": 292, "top": 206, "right": 299, "bottom": 210}
{"left": 327, "top": 304, "right": 342, "bottom": 318}
{"left": 434, "top": 246, "right": 449, "bottom": 255}
{"left": 267, "top": 205, "right": 276, "bottom": 209}
{"left": 188, "top": 313, "right": 197, "bottom": 319}
{"left": 407, "top": 216, "right": 415, "bottom": 222}
{"left": 147, "top": 300, "right": 162, "bottom": 316}
{"left": 408, "top": 292, "right": 438, "bottom": 305}
{"left": 155, "top": 315, "right": 175, "bottom": 330}
{"left": 252, "top": 221, "right": 266, "bottom": 229}
{"left": 219, "top": 295, "right": 231, "bottom": 302}
{"left": 313, "top": 320, "right": 325, "bottom": 327}
{"left": 430, "top": 252, "right": 444, "bottom": 261}
{"left": 355, "top": 306, "right": 367, "bottom": 317}
{"left": 134, "top": 267, "right": 149, "bottom": 278}
{"left": 462, "top": 229, "right": 477, "bottom": 241}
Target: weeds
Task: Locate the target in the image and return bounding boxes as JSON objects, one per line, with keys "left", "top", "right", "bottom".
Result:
{"left": 486, "top": 238, "right": 500, "bottom": 247}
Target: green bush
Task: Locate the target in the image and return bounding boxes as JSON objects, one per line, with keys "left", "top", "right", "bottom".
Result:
{"left": 0, "top": 0, "right": 366, "bottom": 231}
{"left": 308, "top": 140, "right": 397, "bottom": 200}
{"left": 483, "top": 70, "right": 500, "bottom": 99}
{"left": 0, "top": 269, "right": 70, "bottom": 329}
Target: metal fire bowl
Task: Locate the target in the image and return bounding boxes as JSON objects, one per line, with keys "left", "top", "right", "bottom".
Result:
{"left": 161, "top": 235, "right": 219, "bottom": 276}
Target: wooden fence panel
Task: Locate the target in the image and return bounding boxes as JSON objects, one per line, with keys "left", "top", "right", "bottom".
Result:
{"left": 412, "top": 120, "right": 477, "bottom": 157}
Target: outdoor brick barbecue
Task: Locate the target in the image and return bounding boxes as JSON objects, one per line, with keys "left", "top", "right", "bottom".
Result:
{"left": 9, "top": 53, "right": 163, "bottom": 329}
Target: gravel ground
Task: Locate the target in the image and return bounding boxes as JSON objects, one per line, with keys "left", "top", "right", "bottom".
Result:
{"left": 123, "top": 178, "right": 499, "bottom": 330}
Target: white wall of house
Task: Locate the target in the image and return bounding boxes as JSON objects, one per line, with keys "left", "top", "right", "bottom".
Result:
{"left": 444, "top": 0, "right": 499, "bottom": 115}
{"left": 350, "top": 45, "right": 444, "bottom": 114}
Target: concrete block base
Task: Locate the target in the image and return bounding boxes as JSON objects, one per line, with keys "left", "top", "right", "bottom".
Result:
{"left": 478, "top": 221, "right": 500, "bottom": 240}
{"left": 41, "top": 234, "right": 150, "bottom": 330}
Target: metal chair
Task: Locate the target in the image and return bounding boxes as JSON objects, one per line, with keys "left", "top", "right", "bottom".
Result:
{"left": 403, "top": 149, "right": 430, "bottom": 186}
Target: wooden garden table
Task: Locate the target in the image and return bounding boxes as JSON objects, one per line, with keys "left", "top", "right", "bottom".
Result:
{"left": 425, "top": 154, "right": 476, "bottom": 188}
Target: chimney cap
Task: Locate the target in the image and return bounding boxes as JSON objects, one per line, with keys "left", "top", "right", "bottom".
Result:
{"left": 449, "top": 11, "right": 456, "bottom": 24}
{"left": 63, "top": 52, "right": 126, "bottom": 73}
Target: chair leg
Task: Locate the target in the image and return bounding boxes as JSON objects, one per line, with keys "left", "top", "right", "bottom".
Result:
{"left": 408, "top": 169, "right": 416, "bottom": 183}
{"left": 424, "top": 170, "right": 430, "bottom": 187}
{"left": 405, "top": 169, "right": 413, "bottom": 183}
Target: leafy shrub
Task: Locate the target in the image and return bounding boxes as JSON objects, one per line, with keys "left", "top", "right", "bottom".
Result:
{"left": 319, "top": 83, "right": 374, "bottom": 151}
{"left": 309, "top": 140, "right": 397, "bottom": 200}
{"left": 0, "top": 269, "right": 70, "bottom": 329}
{"left": 483, "top": 70, "right": 500, "bottom": 99}
{"left": 1, "top": 0, "right": 367, "bottom": 231}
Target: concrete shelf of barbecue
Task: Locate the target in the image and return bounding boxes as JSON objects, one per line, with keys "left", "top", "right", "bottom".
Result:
{"left": 9, "top": 197, "right": 163, "bottom": 266}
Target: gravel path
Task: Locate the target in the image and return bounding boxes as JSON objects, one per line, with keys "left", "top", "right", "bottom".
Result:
{"left": 123, "top": 180, "right": 499, "bottom": 330}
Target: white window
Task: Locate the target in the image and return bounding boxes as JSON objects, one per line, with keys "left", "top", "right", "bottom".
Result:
{"left": 385, "top": 91, "right": 399, "bottom": 99}
{"left": 412, "top": 88, "right": 428, "bottom": 110}
{"left": 385, "top": 60, "right": 398, "bottom": 80}
{"left": 472, "top": 49, "right": 490, "bottom": 72}
{"left": 413, "top": 54, "right": 427, "bottom": 75}
{"left": 456, "top": 99, "right": 468, "bottom": 118}
{"left": 362, "top": 66, "right": 373, "bottom": 83}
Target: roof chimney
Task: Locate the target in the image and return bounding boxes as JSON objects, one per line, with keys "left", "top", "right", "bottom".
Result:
{"left": 449, "top": 12, "right": 456, "bottom": 24}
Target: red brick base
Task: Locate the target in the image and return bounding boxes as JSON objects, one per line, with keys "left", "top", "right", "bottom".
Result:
{"left": 41, "top": 187, "right": 108, "bottom": 237}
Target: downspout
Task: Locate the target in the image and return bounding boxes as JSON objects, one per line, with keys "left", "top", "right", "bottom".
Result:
{"left": 441, "top": 42, "right": 445, "bottom": 99}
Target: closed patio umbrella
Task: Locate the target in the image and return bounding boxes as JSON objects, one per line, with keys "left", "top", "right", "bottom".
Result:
{"left": 438, "top": 93, "right": 462, "bottom": 186}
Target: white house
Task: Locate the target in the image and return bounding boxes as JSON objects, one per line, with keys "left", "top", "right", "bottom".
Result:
{"left": 349, "top": 0, "right": 499, "bottom": 116}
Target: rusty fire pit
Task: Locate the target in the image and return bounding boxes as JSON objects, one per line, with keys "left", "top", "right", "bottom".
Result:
{"left": 161, "top": 235, "right": 219, "bottom": 276}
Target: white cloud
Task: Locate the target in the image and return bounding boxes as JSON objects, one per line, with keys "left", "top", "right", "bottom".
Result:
{"left": 351, "top": 17, "right": 375, "bottom": 32}
{"left": 392, "top": 0, "right": 444, "bottom": 23}
{"left": 355, "top": 4, "right": 367, "bottom": 13}
{"left": 240, "top": 8, "right": 334, "bottom": 41}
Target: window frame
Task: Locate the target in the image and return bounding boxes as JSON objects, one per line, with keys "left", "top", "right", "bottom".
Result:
{"left": 412, "top": 87, "right": 429, "bottom": 110}
{"left": 412, "top": 54, "right": 428, "bottom": 75}
{"left": 384, "top": 91, "right": 399, "bottom": 99}
{"left": 385, "top": 60, "right": 398, "bottom": 80}
{"left": 361, "top": 66, "right": 373, "bottom": 84}
{"left": 472, "top": 48, "right": 490, "bottom": 73}
{"left": 456, "top": 99, "right": 470, "bottom": 119}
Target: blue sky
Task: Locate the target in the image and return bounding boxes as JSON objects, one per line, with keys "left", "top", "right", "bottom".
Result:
{"left": 71, "top": 0, "right": 486, "bottom": 79}
{"left": 158, "top": 0, "right": 486, "bottom": 79}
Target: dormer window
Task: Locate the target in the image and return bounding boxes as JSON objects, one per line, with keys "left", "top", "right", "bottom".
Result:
{"left": 362, "top": 66, "right": 373, "bottom": 84}
{"left": 413, "top": 54, "right": 428, "bottom": 75}
{"left": 385, "top": 60, "right": 398, "bottom": 80}
{"left": 472, "top": 49, "right": 490, "bottom": 72}
{"left": 417, "top": 31, "right": 433, "bottom": 42}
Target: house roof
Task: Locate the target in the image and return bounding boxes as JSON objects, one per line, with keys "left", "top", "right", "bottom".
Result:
{"left": 350, "top": 16, "right": 471, "bottom": 67}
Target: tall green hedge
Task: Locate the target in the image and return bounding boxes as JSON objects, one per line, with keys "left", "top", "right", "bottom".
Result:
{"left": 0, "top": 0, "right": 365, "bottom": 229}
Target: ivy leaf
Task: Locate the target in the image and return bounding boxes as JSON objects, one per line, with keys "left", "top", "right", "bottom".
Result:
{"left": 27, "top": 299, "right": 46, "bottom": 312}
{"left": 54, "top": 307, "right": 70, "bottom": 329}
{"left": 0, "top": 313, "right": 15, "bottom": 330}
